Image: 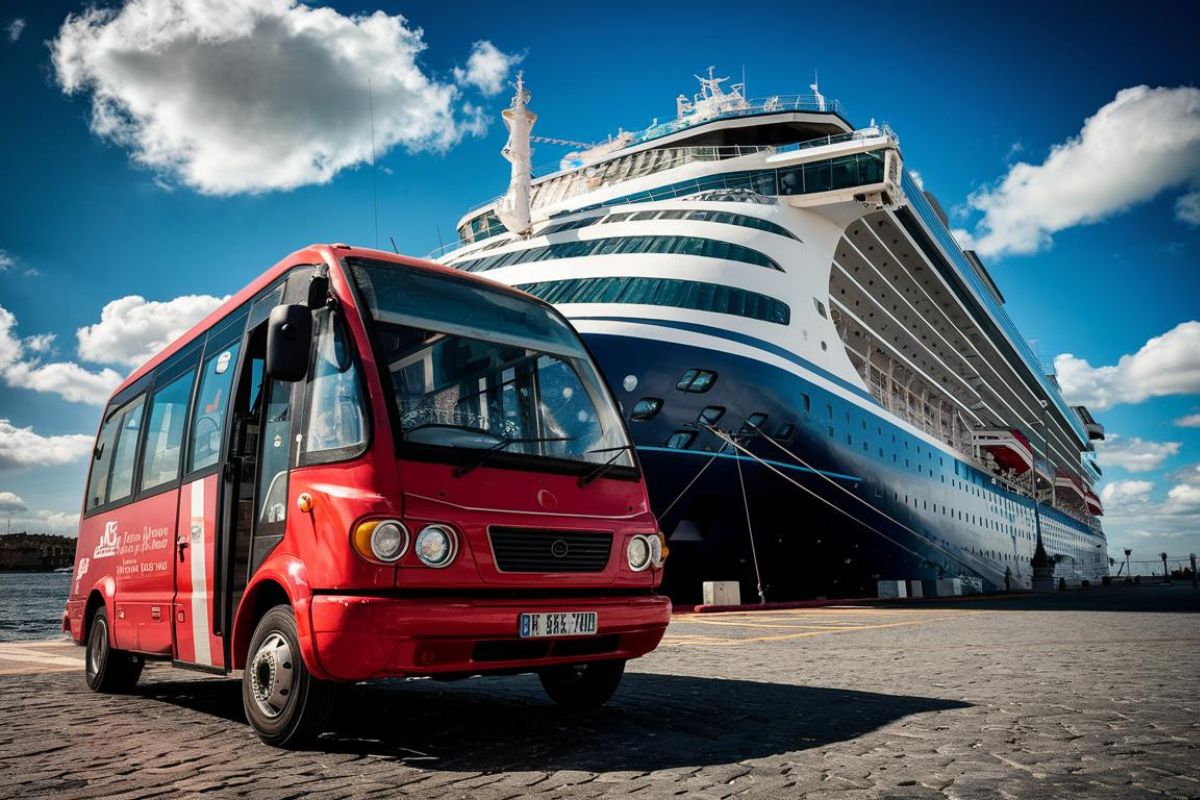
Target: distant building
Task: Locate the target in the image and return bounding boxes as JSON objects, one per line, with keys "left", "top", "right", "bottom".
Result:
{"left": 0, "top": 533, "right": 76, "bottom": 571}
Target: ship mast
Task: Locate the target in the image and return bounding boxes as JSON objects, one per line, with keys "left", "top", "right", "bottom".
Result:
{"left": 496, "top": 72, "right": 537, "bottom": 236}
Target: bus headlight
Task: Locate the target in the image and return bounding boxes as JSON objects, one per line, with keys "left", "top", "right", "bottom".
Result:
{"left": 352, "top": 519, "right": 408, "bottom": 564}
{"left": 649, "top": 532, "right": 668, "bottom": 568}
{"left": 415, "top": 524, "right": 458, "bottom": 568}
{"left": 627, "top": 535, "right": 652, "bottom": 571}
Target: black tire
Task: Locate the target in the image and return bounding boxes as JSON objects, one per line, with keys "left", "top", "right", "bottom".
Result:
{"left": 84, "top": 606, "right": 143, "bottom": 693}
{"left": 538, "top": 659, "right": 626, "bottom": 712}
{"left": 242, "top": 605, "right": 333, "bottom": 748}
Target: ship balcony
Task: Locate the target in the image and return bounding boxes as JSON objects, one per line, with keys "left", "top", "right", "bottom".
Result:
{"left": 1084, "top": 421, "right": 1105, "bottom": 441}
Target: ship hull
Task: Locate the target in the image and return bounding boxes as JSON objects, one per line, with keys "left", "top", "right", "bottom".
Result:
{"left": 584, "top": 330, "right": 1109, "bottom": 604}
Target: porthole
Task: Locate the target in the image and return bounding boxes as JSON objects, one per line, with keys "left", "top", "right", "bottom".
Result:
{"left": 630, "top": 397, "right": 663, "bottom": 422}
{"left": 665, "top": 430, "right": 696, "bottom": 449}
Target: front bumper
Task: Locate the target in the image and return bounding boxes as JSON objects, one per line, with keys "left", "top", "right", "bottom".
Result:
{"left": 308, "top": 592, "right": 671, "bottom": 681}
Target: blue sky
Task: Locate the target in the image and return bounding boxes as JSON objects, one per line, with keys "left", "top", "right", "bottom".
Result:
{"left": 0, "top": 0, "right": 1198, "bottom": 566}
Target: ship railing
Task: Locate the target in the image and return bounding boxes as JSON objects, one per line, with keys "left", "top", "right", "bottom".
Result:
{"left": 441, "top": 126, "right": 899, "bottom": 259}
{"left": 623, "top": 94, "right": 849, "bottom": 148}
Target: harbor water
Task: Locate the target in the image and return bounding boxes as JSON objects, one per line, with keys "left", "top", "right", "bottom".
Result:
{"left": 0, "top": 572, "right": 71, "bottom": 641}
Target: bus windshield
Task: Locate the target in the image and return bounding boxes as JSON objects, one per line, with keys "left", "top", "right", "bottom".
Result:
{"left": 347, "top": 258, "right": 635, "bottom": 471}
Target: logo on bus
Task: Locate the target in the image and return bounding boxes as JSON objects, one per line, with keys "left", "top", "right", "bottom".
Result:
{"left": 94, "top": 521, "right": 121, "bottom": 558}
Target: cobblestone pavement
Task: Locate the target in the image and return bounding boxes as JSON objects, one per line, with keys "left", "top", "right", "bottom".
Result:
{"left": 1, "top": 585, "right": 1197, "bottom": 799}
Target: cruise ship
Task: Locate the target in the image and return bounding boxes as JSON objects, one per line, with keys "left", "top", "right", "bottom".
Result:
{"left": 433, "top": 70, "right": 1110, "bottom": 602}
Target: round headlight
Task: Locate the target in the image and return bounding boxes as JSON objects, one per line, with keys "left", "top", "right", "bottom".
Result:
{"left": 416, "top": 524, "right": 457, "bottom": 568}
{"left": 370, "top": 521, "right": 408, "bottom": 562}
{"left": 648, "top": 533, "right": 664, "bottom": 568}
{"left": 627, "top": 535, "right": 652, "bottom": 571}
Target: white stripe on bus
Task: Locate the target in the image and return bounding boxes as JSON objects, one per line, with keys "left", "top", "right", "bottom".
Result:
{"left": 189, "top": 478, "right": 212, "bottom": 666}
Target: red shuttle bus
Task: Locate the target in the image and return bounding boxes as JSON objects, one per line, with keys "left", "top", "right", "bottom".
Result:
{"left": 64, "top": 244, "right": 670, "bottom": 745}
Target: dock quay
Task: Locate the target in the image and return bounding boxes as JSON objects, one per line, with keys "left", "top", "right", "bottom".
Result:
{"left": 1, "top": 583, "right": 1197, "bottom": 799}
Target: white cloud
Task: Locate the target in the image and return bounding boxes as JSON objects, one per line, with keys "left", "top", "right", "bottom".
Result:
{"left": 1095, "top": 434, "right": 1181, "bottom": 473}
{"left": 908, "top": 170, "right": 924, "bottom": 190}
{"left": 6, "top": 18, "right": 24, "bottom": 43}
{"left": 0, "top": 250, "right": 13, "bottom": 271}
{"left": 0, "top": 419, "right": 93, "bottom": 469}
{"left": 4, "top": 508, "right": 80, "bottom": 535}
{"left": 454, "top": 41, "right": 523, "bottom": 96}
{"left": 51, "top": 1, "right": 517, "bottom": 195}
{"left": 1100, "top": 479, "right": 1153, "bottom": 509}
{"left": 77, "top": 294, "right": 226, "bottom": 368}
{"left": 957, "top": 85, "right": 1200, "bottom": 258}
{"left": 1054, "top": 321, "right": 1200, "bottom": 410}
{"left": 1103, "top": 464, "right": 1200, "bottom": 552}
{"left": 0, "top": 305, "right": 123, "bottom": 405}
{"left": 1176, "top": 189, "right": 1200, "bottom": 225}
{"left": 1175, "top": 412, "right": 1200, "bottom": 428}
{"left": 0, "top": 491, "right": 28, "bottom": 513}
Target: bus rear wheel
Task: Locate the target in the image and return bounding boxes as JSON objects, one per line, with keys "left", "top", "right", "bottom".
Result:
{"left": 85, "top": 606, "right": 143, "bottom": 692}
{"left": 538, "top": 659, "right": 626, "bottom": 711}
{"left": 242, "top": 605, "right": 332, "bottom": 748}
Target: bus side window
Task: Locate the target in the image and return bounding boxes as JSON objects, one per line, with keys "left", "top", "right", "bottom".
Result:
{"left": 304, "top": 311, "right": 366, "bottom": 454}
{"left": 86, "top": 412, "right": 122, "bottom": 511}
{"left": 107, "top": 397, "right": 146, "bottom": 504}
{"left": 141, "top": 368, "right": 198, "bottom": 491}
{"left": 189, "top": 343, "right": 241, "bottom": 473}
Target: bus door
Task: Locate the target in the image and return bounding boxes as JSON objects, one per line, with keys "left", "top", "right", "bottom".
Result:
{"left": 174, "top": 310, "right": 247, "bottom": 669}
{"left": 216, "top": 274, "right": 310, "bottom": 667}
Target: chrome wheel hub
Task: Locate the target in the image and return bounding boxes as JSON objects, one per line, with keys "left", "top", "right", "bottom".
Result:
{"left": 249, "top": 632, "right": 294, "bottom": 718}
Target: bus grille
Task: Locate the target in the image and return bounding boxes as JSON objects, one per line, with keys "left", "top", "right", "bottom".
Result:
{"left": 488, "top": 528, "right": 613, "bottom": 573}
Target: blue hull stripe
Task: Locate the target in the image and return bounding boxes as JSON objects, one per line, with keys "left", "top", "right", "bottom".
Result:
{"left": 575, "top": 315, "right": 878, "bottom": 404}
{"left": 637, "top": 445, "right": 861, "bottom": 483}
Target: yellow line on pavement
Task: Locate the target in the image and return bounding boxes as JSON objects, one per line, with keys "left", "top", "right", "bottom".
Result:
{"left": 662, "top": 614, "right": 977, "bottom": 647}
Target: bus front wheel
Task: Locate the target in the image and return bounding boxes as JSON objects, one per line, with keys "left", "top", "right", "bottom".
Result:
{"left": 242, "top": 605, "right": 333, "bottom": 748}
{"left": 538, "top": 659, "right": 626, "bottom": 711}
{"left": 85, "top": 606, "right": 143, "bottom": 692}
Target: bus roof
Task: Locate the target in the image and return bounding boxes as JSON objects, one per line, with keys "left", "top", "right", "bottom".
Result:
{"left": 112, "top": 244, "right": 536, "bottom": 400}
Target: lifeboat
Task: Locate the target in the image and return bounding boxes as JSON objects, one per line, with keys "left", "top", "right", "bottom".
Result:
{"left": 1054, "top": 470, "right": 1088, "bottom": 505}
{"left": 1085, "top": 487, "right": 1104, "bottom": 516}
{"left": 970, "top": 427, "right": 1033, "bottom": 474}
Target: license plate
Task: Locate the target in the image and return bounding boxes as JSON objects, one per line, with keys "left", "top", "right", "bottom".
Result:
{"left": 518, "top": 611, "right": 598, "bottom": 638}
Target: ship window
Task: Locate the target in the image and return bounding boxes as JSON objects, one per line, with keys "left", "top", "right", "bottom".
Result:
{"left": 458, "top": 235, "right": 782, "bottom": 272}
{"left": 630, "top": 397, "right": 663, "bottom": 422}
{"left": 517, "top": 277, "right": 790, "bottom": 325}
{"left": 603, "top": 212, "right": 632, "bottom": 223}
{"left": 675, "top": 369, "right": 717, "bottom": 392}
{"left": 775, "top": 423, "right": 796, "bottom": 441}
{"left": 698, "top": 405, "right": 726, "bottom": 424}
{"left": 814, "top": 298, "right": 828, "bottom": 318}
{"left": 658, "top": 209, "right": 688, "bottom": 220}
{"left": 802, "top": 394, "right": 811, "bottom": 413}
{"left": 666, "top": 430, "right": 696, "bottom": 449}
{"left": 631, "top": 211, "right": 658, "bottom": 221}
{"left": 741, "top": 413, "right": 768, "bottom": 434}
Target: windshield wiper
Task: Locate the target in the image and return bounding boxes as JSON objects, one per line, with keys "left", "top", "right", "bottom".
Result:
{"left": 452, "top": 435, "right": 576, "bottom": 478}
{"left": 578, "top": 444, "right": 637, "bottom": 488}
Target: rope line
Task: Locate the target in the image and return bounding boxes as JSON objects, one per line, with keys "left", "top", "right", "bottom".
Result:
{"left": 702, "top": 424, "right": 988, "bottom": 578}
{"left": 734, "top": 442, "right": 767, "bottom": 604}
{"left": 733, "top": 420, "right": 1002, "bottom": 579}
{"left": 652, "top": 441, "right": 729, "bottom": 521}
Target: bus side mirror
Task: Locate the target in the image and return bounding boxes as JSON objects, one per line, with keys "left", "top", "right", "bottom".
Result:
{"left": 266, "top": 304, "right": 313, "bottom": 382}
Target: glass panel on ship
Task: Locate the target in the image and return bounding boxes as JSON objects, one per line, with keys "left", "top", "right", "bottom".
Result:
{"left": 435, "top": 71, "right": 1108, "bottom": 603}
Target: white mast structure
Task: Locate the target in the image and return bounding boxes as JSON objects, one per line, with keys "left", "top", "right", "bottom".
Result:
{"left": 496, "top": 72, "right": 537, "bottom": 236}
